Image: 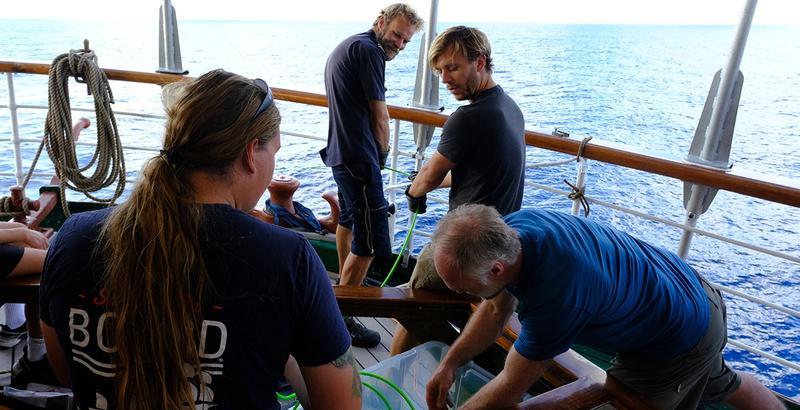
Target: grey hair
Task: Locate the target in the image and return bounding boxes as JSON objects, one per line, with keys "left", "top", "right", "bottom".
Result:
{"left": 373, "top": 3, "right": 424, "bottom": 31}
{"left": 431, "top": 204, "right": 520, "bottom": 281}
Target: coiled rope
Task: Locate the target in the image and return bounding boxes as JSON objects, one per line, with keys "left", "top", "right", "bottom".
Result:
{"left": 22, "top": 45, "right": 126, "bottom": 217}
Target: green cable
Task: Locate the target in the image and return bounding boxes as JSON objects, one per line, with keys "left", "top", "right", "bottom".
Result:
{"left": 360, "top": 371, "right": 416, "bottom": 410}
{"left": 362, "top": 381, "right": 392, "bottom": 410}
{"left": 278, "top": 381, "right": 395, "bottom": 410}
{"left": 383, "top": 166, "right": 411, "bottom": 177}
{"left": 276, "top": 391, "right": 297, "bottom": 401}
{"left": 381, "top": 211, "right": 419, "bottom": 287}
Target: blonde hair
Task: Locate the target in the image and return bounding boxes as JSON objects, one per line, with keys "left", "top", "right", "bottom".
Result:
{"left": 373, "top": 3, "right": 424, "bottom": 31}
{"left": 428, "top": 26, "right": 494, "bottom": 74}
{"left": 98, "top": 69, "right": 280, "bottom": 408}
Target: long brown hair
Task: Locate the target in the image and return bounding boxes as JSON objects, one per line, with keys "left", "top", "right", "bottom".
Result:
{"left": 97, "top": 69, "right": 280, "bottom": 408}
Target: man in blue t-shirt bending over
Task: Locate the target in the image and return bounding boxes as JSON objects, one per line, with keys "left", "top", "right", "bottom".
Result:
{"left": 320, "top": 3, "right": 423, "bottom": 348}
{"left": 425, "top": 204, "right": 783, "bottom": 410}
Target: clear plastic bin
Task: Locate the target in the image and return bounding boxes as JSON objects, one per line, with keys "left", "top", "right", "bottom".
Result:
{"left": 359, "top": 341, "right": 531, "bottom": 409}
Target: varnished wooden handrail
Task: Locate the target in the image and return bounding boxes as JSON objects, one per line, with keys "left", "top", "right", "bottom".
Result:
{"left": 334, "top": 285, "right": 476, "bottom": 321}
{"left": 2, "top": 59, "right": 799, "bottom": 207}
{"left": 0, "top": 274, "right": 39, "bottom": 304}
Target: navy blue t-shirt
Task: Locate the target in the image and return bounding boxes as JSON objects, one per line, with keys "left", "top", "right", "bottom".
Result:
{"left": 504, "top": 210, "right": 709, "bottom": 361}
{"left": 40, "top": 205, "right": 350, "bottom": 409}
{"left": 321, "top": 30, "right": 386, "bottom": 167}
{"left": 437, "top": 85, "right": 525, "bottom": 215}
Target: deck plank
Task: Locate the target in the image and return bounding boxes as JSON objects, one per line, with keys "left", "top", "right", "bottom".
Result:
{"left": 351, "top": 345, "right": 378, "bottom": 370}
{"left": 356, "top": 317, "right": 391, "bottom": 364}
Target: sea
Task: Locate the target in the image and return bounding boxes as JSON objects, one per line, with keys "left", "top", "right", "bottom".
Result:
{"left": 1, "top": 18, "right": 799, "bottom": 399}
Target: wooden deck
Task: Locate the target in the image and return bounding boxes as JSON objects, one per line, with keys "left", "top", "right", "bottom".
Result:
{"left": 350, "top": 316, "right": 396, "bottom": 370}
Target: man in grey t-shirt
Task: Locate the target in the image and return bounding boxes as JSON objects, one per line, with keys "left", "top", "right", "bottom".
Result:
{"left": 392, "top": 26, "right": 525, "bottom": 354}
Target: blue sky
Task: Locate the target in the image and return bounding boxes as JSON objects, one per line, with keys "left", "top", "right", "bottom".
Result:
{"left": 3, "top": 0, "right": 798, "bottom": 25}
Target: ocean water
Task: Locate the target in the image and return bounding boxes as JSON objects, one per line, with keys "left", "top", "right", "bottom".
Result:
{"left": 1, "top": 19, "right": 799, "bottom": 399}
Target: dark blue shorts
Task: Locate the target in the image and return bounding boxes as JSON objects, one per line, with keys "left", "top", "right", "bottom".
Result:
{"left": 332, "top": 162, "right": 391, "bottom": 257}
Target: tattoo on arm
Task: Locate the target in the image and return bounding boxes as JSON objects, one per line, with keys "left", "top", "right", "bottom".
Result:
{"left": 331, "top": 348, "right": 362, "bottom": 398}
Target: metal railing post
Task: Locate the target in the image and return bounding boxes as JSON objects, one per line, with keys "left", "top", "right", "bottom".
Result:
{"left": 388, "top": 119, "right": 402, "bottom": 244}
{"left": 6, "top": 73, "right": 24, "bottom": 186}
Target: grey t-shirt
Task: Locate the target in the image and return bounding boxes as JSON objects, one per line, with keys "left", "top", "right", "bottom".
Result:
{"left": 437, "top": 85, "right": 526, "bottom": 215}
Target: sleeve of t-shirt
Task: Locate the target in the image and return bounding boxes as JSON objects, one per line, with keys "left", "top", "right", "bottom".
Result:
{"left": 357, "top": 43, "right": 386, "bottom": 102}
{"left": 39, "top": 216, "right": 81, "bottom": 326}
{"left": 290, "top": 239, "right": 351, "bottom": 366}
{"left": 0, "top": 244, "right": 24, "bottom": 279}
{"left": 39, "top": 211, "right": 99, "bottom": 327}
{"left": 436, "top": 108, "right": 473, "bottom": 164}
{"left": 513, "top": 303, "right": 592, "bottom": 361}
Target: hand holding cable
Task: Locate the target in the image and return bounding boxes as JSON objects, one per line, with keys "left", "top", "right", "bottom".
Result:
{"left": 379, "top": 149, "right": 389, "bottom": 170}
{"left": 405, "top": 186, "right": 427, "bottom": 214}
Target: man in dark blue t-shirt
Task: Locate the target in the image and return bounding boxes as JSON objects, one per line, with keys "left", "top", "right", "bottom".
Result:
{"left": 424, "top": 204, "right": 783, "bottom": 410}
{"left": 320, "top": 3, "right": 422, "bottom": 348}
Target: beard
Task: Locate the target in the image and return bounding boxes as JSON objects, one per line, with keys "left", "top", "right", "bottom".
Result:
{"left": 376, "top": 32, "right": 400, "bottom": 61}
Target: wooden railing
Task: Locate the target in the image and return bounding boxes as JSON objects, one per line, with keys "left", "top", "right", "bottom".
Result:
{"left": 3, "top": 60, "right": 799, "bottom": 208}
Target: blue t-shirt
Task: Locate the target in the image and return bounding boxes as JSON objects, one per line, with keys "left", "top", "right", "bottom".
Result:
{"left": 321, "top": 30, "right": 386, "bottom": 167}
{"left": 436, "top": 85, "right": 525, "bottom": 215}
{"left": 40, "top": 205, "right": 350, "bottom": 409}
{"left": 505, "top": 210, "right": 709, "bottom": 361}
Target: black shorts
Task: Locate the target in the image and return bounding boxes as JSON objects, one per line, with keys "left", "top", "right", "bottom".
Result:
{"left": 608, "top": 276, "right": 741, "bottom": 408}
{"left": 0, "top": 244, "right": 24, "bottom": 279}
{"left": 331, "top": 162, "right": 391, "bottom": 257}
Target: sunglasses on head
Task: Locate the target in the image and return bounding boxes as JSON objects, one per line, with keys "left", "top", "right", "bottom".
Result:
{"left": 251, "top": 78, "right": 274, "bottom": 122}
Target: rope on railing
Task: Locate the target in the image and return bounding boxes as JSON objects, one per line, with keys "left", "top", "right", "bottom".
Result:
{"left": 21, "top": 43, "right": 126, "bottom": 217}
{"left": 527, "top": 136, "right": 594, "bottom": 216}
{"left": 0, "top": 196, "right": 29, "bottom": 218}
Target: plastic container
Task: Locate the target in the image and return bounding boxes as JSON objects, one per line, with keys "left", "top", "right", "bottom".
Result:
{"left": 360, "top": 341, "right": 531, "bottom": 409}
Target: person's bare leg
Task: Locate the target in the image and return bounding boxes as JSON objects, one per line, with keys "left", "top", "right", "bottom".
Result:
{"left": 24, "top": 304, "right": 41, "bottom": 339}
{"left": 339, "top": 253, "right": 373, "bottom": 286}
{"left": 335, "top": 225, "right": 352, "bottom": 275}
{"left": 724, "top": 372, "right": 785, "bottom": 410}
{"left": 390, "top": 322, "right": 418, "bottom": 355}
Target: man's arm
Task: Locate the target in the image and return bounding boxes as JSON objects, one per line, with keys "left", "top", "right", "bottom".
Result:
{"left": 0, "top": 226, "right": 49, "bottom": 249}
{"left": 300, "top": 348, "right": 362, "bottom": 409}
{"left": 368, "top": 100, "right": 390, "bottom": 153}
{"left": 459, "top": 346, "right": 550, "bottom": 409}
{"left": 427, "top": 290, "right": 517, "bottom": 410}
{"left": 408, "top": 151, "right": 456, "bottom": 197}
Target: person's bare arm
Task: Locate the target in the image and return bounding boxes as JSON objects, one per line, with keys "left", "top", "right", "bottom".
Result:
{"left": 427, "top": 291, "right": 517, "bottom": 409}
{"left": 42, "top": 321, "right": 71, "bottom": 386}
{"left": 0, "top": 226, "right": 49, "bottom": 249}
{"left": 368, "top": 100, "right": 390, "bottom": 153}
{"left": 459, "top": 346, "right": 550, "bottom": 409}
{"left": 8, "top": 247, "right": 47, "bottom": 277}
{"left": 300, "top": 348, "right": 362, "bottom": 409}
{"left": 408, "top": 151, "right": 456, "bottom": 197}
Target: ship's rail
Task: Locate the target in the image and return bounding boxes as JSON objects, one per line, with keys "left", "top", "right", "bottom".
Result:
{"left": 2, "top": 60, "right": 799, "bottom": 380}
